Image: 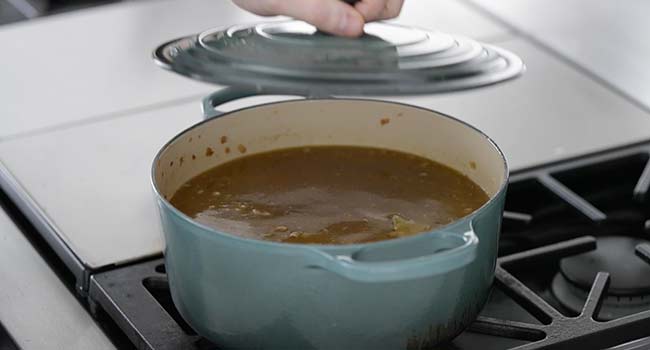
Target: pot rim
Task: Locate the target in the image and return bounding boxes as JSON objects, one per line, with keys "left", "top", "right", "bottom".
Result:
{"left": 151, "top": 98, "right": 509, "bottom": 251}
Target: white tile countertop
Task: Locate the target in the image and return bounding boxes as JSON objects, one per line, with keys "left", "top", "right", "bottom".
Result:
{"left": 0, "top": 208, "right": 114, "bottom": 349}
{"left": 468, "top": 0, "right": 650, "bottom": 111}
{"left": 0, "top": 102, "right": 201, "bottom": 268}
{"left": 395, "top": 38, "right": 650, "bottom": 170}
{"left": 0, "top": 0, "right": 508, "bottom": 140}
{"left": 0, "top": 0, "right": 517, "bottom": 269}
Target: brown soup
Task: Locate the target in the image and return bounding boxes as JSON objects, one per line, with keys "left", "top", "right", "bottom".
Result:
{"left": 170, "top": 146, "right": 489, "bottom": 245}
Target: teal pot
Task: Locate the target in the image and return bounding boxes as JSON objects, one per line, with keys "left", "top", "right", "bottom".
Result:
{"left": 152, "top": 95, "right": 508, "bottom": 350}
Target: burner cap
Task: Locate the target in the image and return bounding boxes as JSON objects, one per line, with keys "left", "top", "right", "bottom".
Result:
{"left": 560, "top": 236, "right": 650, "bottom": 295}
{"left": 551, "top": 273, "right": 650, "bottom": 320}
{"left": 153, "top": 21, "right": 524, "bottom": 96}
{"left": 551, "top": 236, "right": 650, "bottom": 320}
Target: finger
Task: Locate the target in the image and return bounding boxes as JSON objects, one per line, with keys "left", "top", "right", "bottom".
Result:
{"left": 235, "top": 0, "right": 365, "bottom": 37}
{"left": 354, "top": 0, "right": 388, "bottom": 22}
{"left": 281, "top": 0, "right": 365, "bottom": 37}
{"left": 231, "top": 0, "right": 277, "bottom": 16}
{"left": 376, "top": 0, "right": 404, "bottom": 20}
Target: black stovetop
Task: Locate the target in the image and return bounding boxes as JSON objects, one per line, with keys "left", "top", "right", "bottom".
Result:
{"left": 23, "top": 141, "right": 650, "bottom": 349}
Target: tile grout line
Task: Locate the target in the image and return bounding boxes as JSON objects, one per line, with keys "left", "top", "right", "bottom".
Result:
{"left": 0, "top": 92, "right": 210, "bottom": 143}
{"left": 460, "top": 0, "right": 650, "bottom": 117}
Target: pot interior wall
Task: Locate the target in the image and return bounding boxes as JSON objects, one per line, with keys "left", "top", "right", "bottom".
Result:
{"left": 153, "top": 99, "right": 506, "bottom": 201}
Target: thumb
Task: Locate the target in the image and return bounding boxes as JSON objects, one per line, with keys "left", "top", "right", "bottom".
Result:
{"left": 271, "top": 0, "right": 365, "bottom": 37}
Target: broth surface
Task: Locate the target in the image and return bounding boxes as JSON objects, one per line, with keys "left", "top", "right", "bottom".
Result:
{"left": 170, "top": 146, "right": 489, "bottom": 244}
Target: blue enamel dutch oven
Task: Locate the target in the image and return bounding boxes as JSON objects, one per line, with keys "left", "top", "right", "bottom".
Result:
{"left": 152, "top": 93, "right": 508, "bottom": 349}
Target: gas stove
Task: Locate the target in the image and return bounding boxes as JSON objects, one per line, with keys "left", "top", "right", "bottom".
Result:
{"left": 82, "top": 140, "right": 650, "bottom": 350}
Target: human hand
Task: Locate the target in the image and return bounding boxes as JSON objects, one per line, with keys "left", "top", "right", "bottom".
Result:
{"left": 232, "top": 0, "right": 405, "bottom": 37}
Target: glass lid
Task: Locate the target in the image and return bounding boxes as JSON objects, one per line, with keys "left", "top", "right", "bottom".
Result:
{"left": 154, "top": 20, "right": 524, "bottom": 95}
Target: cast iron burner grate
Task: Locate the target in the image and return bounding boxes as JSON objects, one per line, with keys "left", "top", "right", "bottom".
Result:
{"left": 88, "top": 141, "right": 650, "bottom": 349}
{"left": 470, "top": 236, "right": 650, "bottom": 349}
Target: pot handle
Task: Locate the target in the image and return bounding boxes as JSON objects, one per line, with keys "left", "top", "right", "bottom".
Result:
{"left": 304, "top": 223, "right": 479, "bottom": 283}
{"left": 202, "top": 88, "right": 316, "bottom": 119}
{"left": 202, "top": 87, "right": 260, "bottom": 119}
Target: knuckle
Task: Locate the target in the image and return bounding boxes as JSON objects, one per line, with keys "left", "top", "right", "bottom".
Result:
{"left": 382, "top": 0, "right": 403, "bottom": 18}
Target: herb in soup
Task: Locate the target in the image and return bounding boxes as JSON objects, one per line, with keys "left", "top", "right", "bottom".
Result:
{"left": 170, "top": 146, "right": 489, "bottom": 245}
